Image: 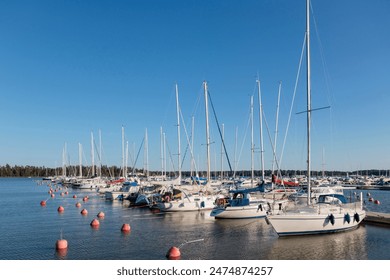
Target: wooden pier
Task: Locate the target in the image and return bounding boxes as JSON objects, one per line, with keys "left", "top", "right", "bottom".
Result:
{"left": 363, "top": 212, "right": 390, "bottom": 226}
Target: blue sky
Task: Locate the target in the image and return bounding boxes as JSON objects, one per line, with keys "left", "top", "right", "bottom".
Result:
{"left": 0, "top": 0, "right": 389, "bottom": 173}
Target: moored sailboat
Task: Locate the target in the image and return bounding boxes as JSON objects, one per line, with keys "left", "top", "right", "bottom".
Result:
{"left": 266, "top": 0, "right": 366, "bottom": 236}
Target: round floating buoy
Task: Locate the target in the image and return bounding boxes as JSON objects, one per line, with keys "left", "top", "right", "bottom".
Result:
{"left": 121, "top": 223, "right": 131, "bottom": 233}
{"left": 97, "top": 211, "right": 105, "bottom": 218}
{"left": 90, "top": 219, "right": 100, "bottom": 228}
{"left": 73, "top": 195, "right": 77, "bottom": 199}
{"left": 57, "top": 206, "right": 64, "bottom": 213}
{"left": 83, "top": 196, "right": 88, "bottom": 202}
{"left": 65, "top": 191, "right": 68, "bottom": 195}
{"left": 75, "top": 202, "right": 81, "bottom": 208}
{"left": 166, "top": 246, "right": 181, "bottom": 260}
{"left": 48, "top": 190, "right": 52, "bottom": 194}
{"left": 40, "top": 200, "right": 47, "bottom": 206}
{"left": 51, "top": 193, "right": 55, "bottom": 198}
{"left": 368, "top": 197, "right": 373, "bottom": 202}
{"left": 81, "top": 209, "right": 88, "bottom": 215}
{"left": 56, "top": 239, "right": 68, "bottom": 250}
{"left": 367, "top": 193, "right": 371, "bottom": 197}
{"left": 374, "top": 200, "right": 380, "bottom": 205}
{"left": 60, "top": 192, "right": 64, "bottom": 196}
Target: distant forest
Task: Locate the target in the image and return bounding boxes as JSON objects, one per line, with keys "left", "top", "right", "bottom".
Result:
{"left": 0, "top": 164, "right": 388, "bottom": 178}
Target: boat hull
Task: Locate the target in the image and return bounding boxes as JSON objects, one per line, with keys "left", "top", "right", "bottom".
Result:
{"left": 210, "top": 204, "right": 267, "bottom": 219}
{"left": 267, "top": 208, "right": 366, "bottom": 236}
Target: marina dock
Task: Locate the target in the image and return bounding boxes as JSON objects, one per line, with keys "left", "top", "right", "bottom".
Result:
{"left": 364, "top": 211, "right": 390, "bottom": 226}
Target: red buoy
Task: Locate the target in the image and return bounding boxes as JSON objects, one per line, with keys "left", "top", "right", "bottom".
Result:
{"left": 57, "top": 206, "right": 65, "bottom": 213}
{"left": 97, "top": 211, "right": 105, "bottom": 218}
{"left": 56, "top": 239, "right": 68, "bottom": 250}
{"left": 75, "top": 202, "right": 81, "bottom": 208}
{"left": 40, "top": 200, "right": 47, "bottom": 206}
{"left": 83, "top": 196, "right": 88, "bottom": 202}
{"left": 73, "top": 195, "right": 77, "bottom": 199}
{"left": 60, "top": 192, "right": 64, "bottom": 196}
{"left": 374, "top": 200, "right": 381, "bottom": 205}
{"left": 80, "top": 209, "right": 88, "bottom": 215}
{"left": 90, "top": 219, "right": 100, "bottom": 228}
{"left": 121, "top": 223, "right": 131, "bottom": 233}
{"left": 51, "top": 193, "right": 55, "bottom": 198}
{"left": 368, "top": 197, "right": 373, "bottom": 202}
{"left": 65, "top": 191, "right": 68, "bottom": 195}
{"left": 166, "top": 246, "right": 181, "bottom": 260}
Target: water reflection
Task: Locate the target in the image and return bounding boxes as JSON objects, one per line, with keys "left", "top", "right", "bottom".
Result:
{"left": 266, "top": 226, "right": 368, "bottom": 260}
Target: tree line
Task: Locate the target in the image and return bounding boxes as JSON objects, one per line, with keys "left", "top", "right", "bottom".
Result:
{"left": 1, "top": 164, "right": 387, "bottom": 178}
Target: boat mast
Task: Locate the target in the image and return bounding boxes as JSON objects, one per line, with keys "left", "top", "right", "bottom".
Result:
{"left": 257, "top": 79, "right": 265, "bottom": 182}
{"left": 175, "top": 83, "right": 181, "bottom": 182}
{"left": 91, "top": 131, "right": 95, "bottom": 177}
{"left": 122, "top": 126, "right": 125, "bottom": 178}
{"left": 306, "top": 0, "right": 312, "bottom": 205}
{"left": 78, "top": 142, "right": 82, "bottom": 178}
{"left": 250, "top": 95, "right": 254, "bottom": 187}
{"left": 203, "top": 81, "right": 211, "bottom": 188}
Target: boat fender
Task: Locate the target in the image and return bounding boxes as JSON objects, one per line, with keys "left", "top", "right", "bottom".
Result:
{"left": 200, "top": 201, "right": 205, "bottom": 208}
{"left": 278, "top": 203, "right": 282, "bottom": 210}
{"left": 258, "top": 204, "right": 263, "bottom": 212}
{"left": 328, "top": 214, "right": 335, "bottom": 225}
{"left": 354, "top": 213, "right": 360, "bottom": 223}
{"left": 344, "top": 213, "right": 351, "bottom": 224}
{"left": 165, "top": 195, "right": 170, "bottom": 202}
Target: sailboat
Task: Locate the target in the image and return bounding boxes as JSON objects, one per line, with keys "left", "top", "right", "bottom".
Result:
{"left": 150, "top": 82, "right": 216, "bottom": 212}
{"left": 266, "top": 0, "right": 365, "bottom": 236}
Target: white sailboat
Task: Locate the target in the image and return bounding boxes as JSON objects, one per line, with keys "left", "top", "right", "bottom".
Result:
{"left": 150, "top": 82, "right": 216, "bottom": 212}
{"left": 266, "top": 0, "right": 365, "bottom": 236}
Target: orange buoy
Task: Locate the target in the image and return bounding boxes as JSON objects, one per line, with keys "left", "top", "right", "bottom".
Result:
{"left": 80, "top": 208, "right": 88, "bottom": 215}
{"left": 166, "top": 246, "right": 181, "bottom": 260}
{"left": 56, "top": 239, "right": 68, "bottom": 250}
{"left": 57, "top": 206, "right": 64, "bottom": 213}
{"left": 73, "top": 195, "right": 77, "bottom": 199}
{"left": 90, "top": 219, "right": 100, "bottom": 228}
{"left": 97, "top": 211, "right": 105, "bottom": 218}
{"left": 40, "top": 200, "right": 47, "bottom": 206}
{"left": 75, "top": 202, "right": 81, "bottom": 208}
{"left": 374, "top": 200, "right": 381, "bottom": 205}
{"left": 121, "top": 223, "right": 131, "bottom": 233}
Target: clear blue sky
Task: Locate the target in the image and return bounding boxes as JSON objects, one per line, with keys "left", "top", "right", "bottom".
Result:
{"left": 0, "top": 0, "right": 389, "bottom": 173}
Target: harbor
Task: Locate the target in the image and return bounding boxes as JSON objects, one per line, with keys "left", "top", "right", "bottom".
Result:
{"left": 0, "top": 177, "right": 389, "bottom": 260}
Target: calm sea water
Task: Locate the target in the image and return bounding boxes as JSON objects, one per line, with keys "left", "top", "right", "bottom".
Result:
{"left": 0, "top": 177, "right": 389, "bottom": 260}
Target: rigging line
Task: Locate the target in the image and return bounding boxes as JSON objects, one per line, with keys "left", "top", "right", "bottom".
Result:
{"left": 131, "top": 137, "right": 144, "bottom": 175}
{"left": 179, "top": 107, "right": 200, "bottom": 176}
{"left": 235, "top": 101, "right": 251, "bottom": 175}
{"left": 262, "top": 107, "right": 284, "bottom": 186}
{"left": 279, "top": 33, "right": 307, "bottom": 169}
{"left": 207, "top": 90, "right": 233, "bottom": 173}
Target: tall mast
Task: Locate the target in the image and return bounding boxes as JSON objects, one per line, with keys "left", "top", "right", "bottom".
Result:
{"left": 91, "top": 131, "right": 95, "bottom": 177}
{"left": 160, "top": 126, "right": 164, "bottom": 177}
{"left": 220, "top": 123, "right": 224, "bottom": 180}
{"left": 175, "top": 83, "right": 181, "bottom": 182}
{"left": 250, "top": 95, "right": 254, "bottom": 187}
{"left": 122, "top": 126, "right": 125, "bottom": 178}
{"left": 78, "top": 142, "right": 82, "bottom": 178}
{"left": 306, "top": 0, "right": 312, "bottom": 205}
{"left": 203, "top": 81, "right": 211, "bottom": 187}
{"left": 99, "top": 129, "right": 102, "bottom": 177}
{"left": 272, "top": 81, "right": 282, "bottom": 174}
{"left": 257, "top": 79, "right": 265, "bottom": 182}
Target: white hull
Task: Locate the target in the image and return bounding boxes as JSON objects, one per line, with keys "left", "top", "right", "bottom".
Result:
{"left": 267, "top": 204, "right": 366, "bottom": 236}
{"left": 152, "top": 196, "right": 215, "bottom": 212}
{"left": 211, "top": 204, "right": 267, "bottom": 219}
